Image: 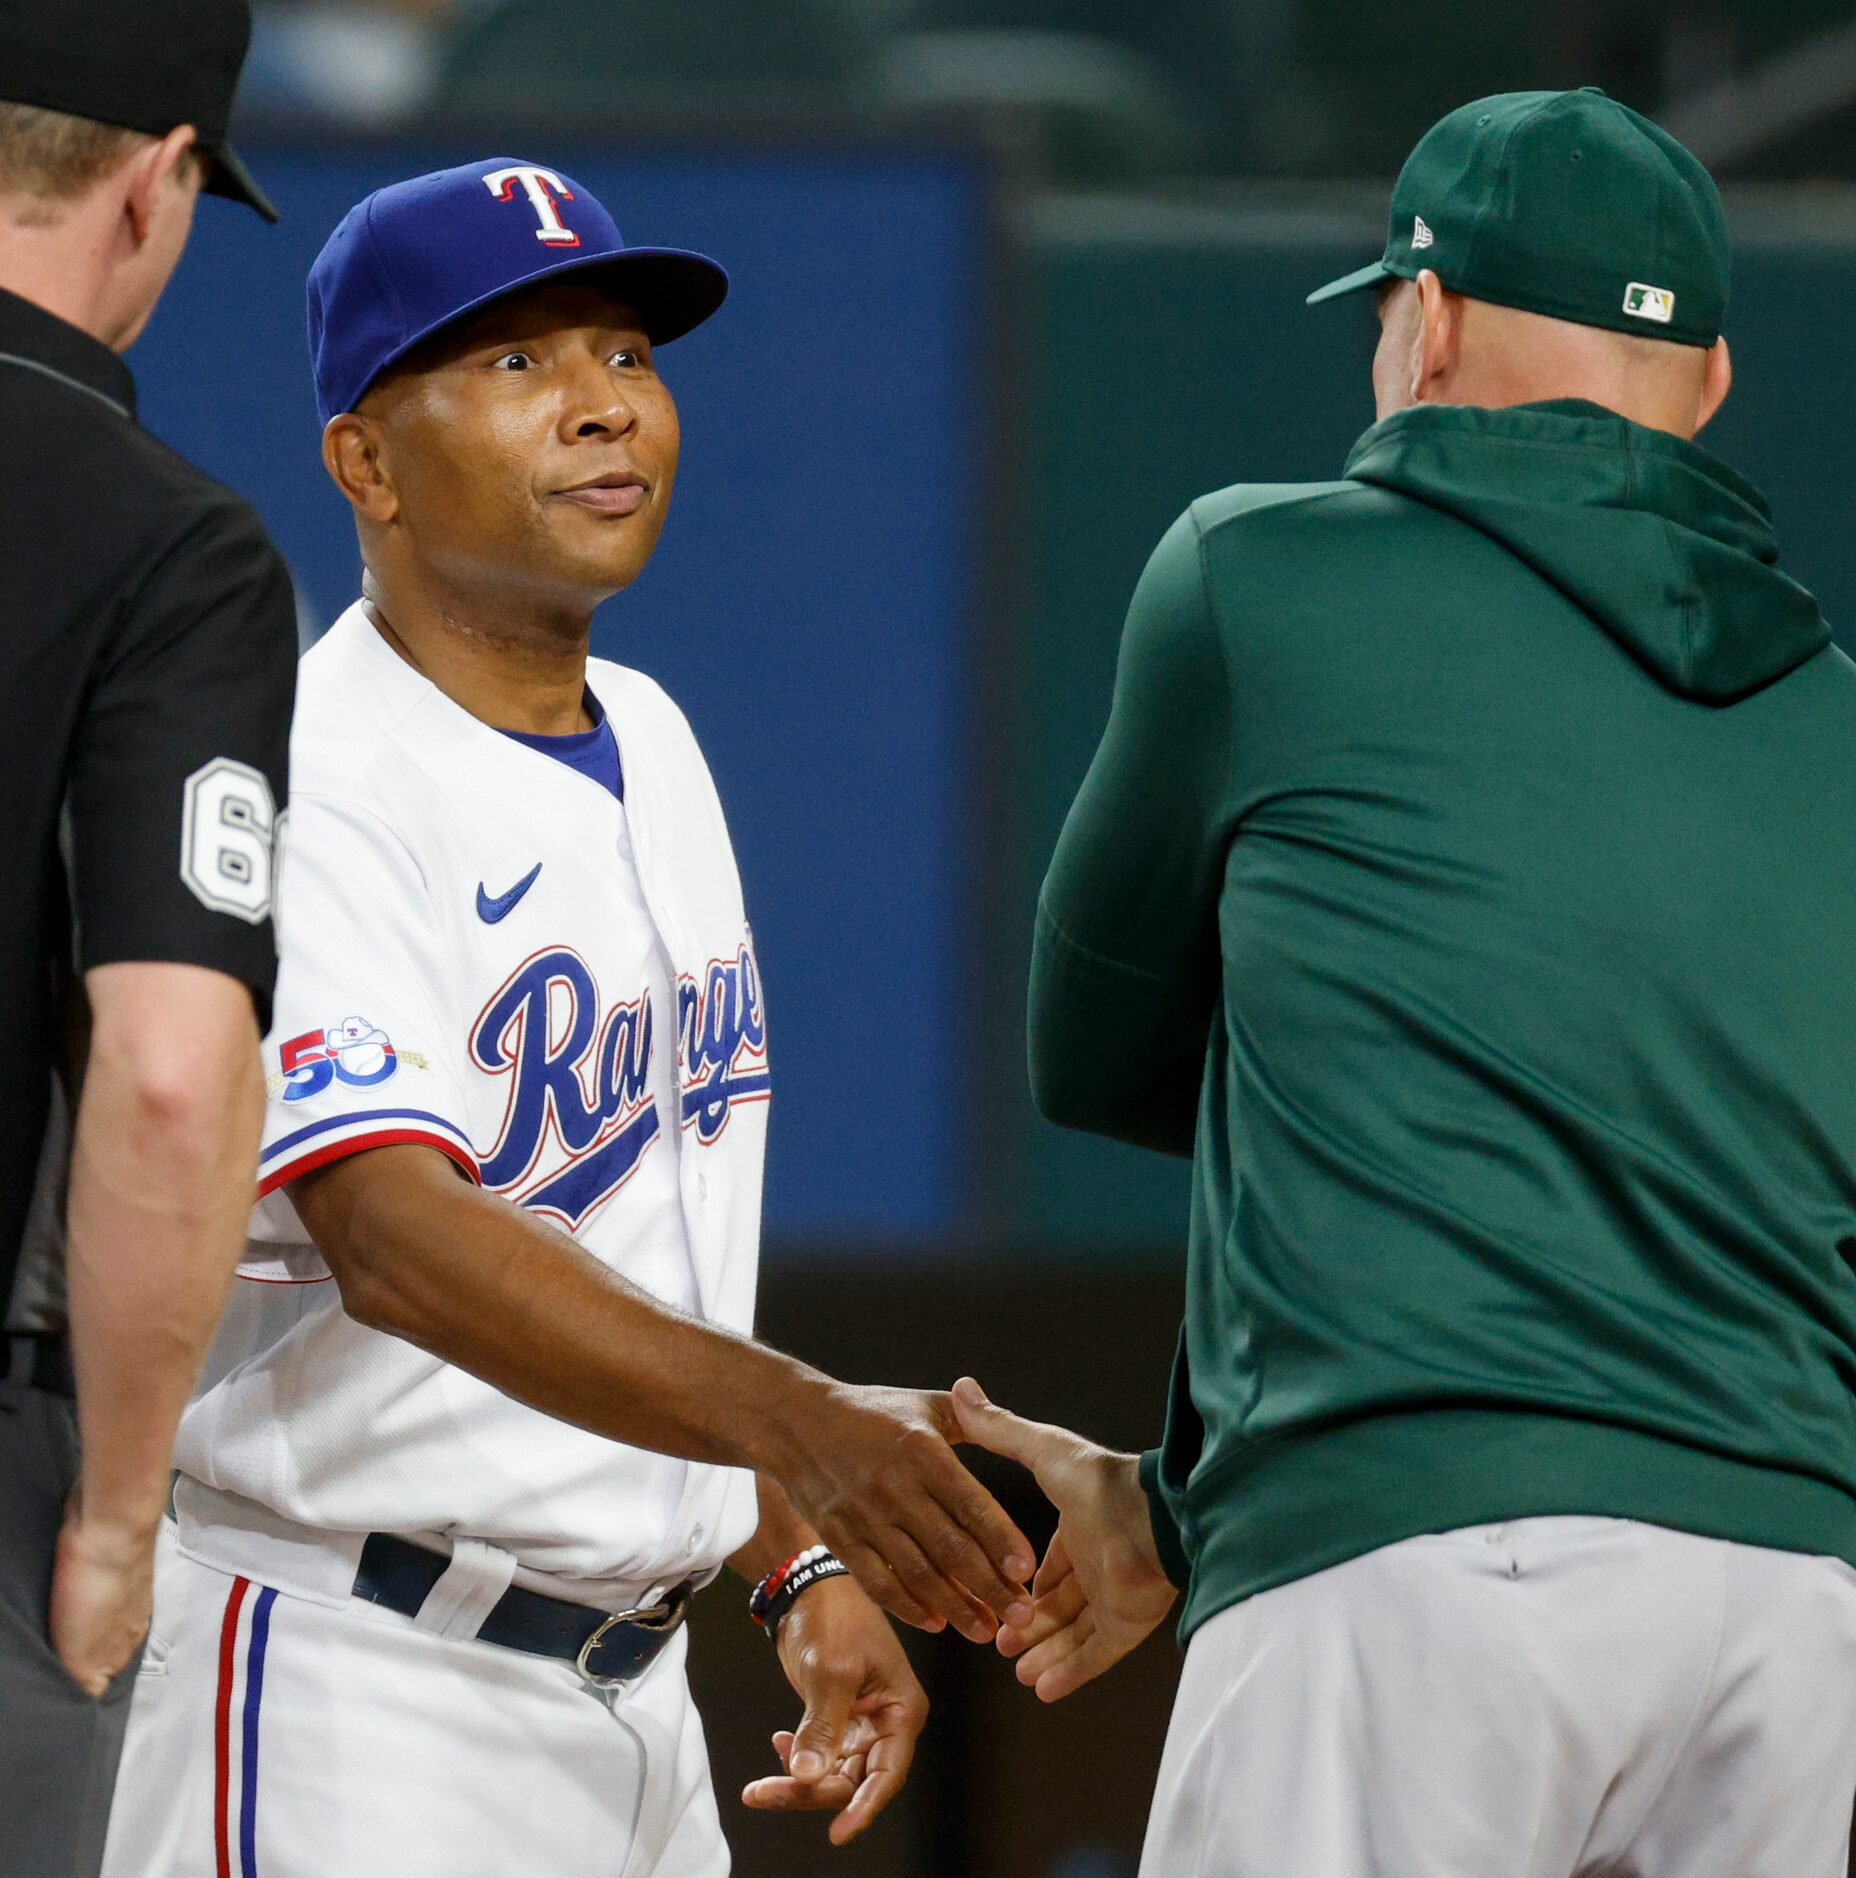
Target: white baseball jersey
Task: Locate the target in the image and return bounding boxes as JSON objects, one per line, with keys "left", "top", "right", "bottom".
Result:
{"left": 174, "top": 603, "right": 768, "bottom": 1603}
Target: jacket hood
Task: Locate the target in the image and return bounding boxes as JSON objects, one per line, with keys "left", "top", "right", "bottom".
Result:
{"left": 1344, "top": 400, "right": 1830, "bottom": 702}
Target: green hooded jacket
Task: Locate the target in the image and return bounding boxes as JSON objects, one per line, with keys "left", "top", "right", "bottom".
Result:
{"left": 1031, "top": 399, "right": 1856, "bottom": 1641}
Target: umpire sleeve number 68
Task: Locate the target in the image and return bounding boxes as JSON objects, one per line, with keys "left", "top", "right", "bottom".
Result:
{"left": 180, "top": 757, "right": 279, "bottom": 926}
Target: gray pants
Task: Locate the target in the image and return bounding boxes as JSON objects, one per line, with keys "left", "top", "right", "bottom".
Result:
{"left": 0, "top": 1376, "right": 136, "bottom": 1878}
{"left": 1140, "top": 1517, "right": 1856, "bottom": 1878}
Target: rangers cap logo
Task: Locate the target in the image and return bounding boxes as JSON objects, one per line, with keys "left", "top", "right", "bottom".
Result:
{"left": 483, "top": 165, "right": 581, "bottom": 248}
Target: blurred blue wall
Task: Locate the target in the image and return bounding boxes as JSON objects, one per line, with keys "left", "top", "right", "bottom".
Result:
{"left": 133, "top": 144, "right": 990, "bottom": 1246}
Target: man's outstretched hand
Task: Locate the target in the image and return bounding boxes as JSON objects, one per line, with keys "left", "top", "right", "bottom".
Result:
{"left": 950, "top": 1378, "right": 1177, "bottom": 1701}
{"left": 767, "top": 1384, "right": 1037, "bottom": 1644}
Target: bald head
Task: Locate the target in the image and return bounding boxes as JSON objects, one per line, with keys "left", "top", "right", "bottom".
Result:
{"left": 1372, "top": 269, "right": 1733, "bottom": 441}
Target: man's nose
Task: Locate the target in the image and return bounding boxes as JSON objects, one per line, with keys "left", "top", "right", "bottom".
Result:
{"left": 561, "top": 356, "right": 637, "bottom": 441}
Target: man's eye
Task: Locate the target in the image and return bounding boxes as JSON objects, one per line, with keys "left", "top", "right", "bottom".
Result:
{"left": 610, "top": 349, "right": 642, "bottom": 369}
{"left": 492, "top": 352, "right": 534, "bottom": 371}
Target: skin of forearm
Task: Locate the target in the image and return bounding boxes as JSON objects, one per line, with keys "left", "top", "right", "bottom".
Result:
{"left": 730, "top": 1474, "right": 825, "bottom": 1585}
{"left": 65, "top": 971, "right": 264, "bottom": 1542}
{"left": 293, "top": 1147, "right": 829, "bottom": 1477}
{"left": 298, "top": 1148, "right": 1036, "bottom": 1641}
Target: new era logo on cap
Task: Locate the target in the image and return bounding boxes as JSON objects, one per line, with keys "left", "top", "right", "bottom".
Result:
{"left": 1412, "top": 215, "right": 1435, "bottom": 250}
{"left": 1623, "top": 282, "right": 1675, "bottom": 323}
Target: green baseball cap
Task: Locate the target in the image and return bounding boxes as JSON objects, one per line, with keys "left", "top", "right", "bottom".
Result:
{"left": 1307, "top": 88, "right": 1728, "bottom": 348}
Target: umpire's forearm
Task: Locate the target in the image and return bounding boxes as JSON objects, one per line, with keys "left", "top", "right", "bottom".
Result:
{"left": 294, "top": 1145, "right": 823, "bottom": 1474}
{"left": 65, "top": 963, "right": 265, "bottom": 1542}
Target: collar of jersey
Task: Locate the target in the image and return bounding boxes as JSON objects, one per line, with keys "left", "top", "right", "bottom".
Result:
{"left": 324, "top": 602, "right": 626, "bottom": 799}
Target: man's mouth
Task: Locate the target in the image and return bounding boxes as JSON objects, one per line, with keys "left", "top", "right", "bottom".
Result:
{"left": 552, "top": 471, "right": 649, "bottom": 516}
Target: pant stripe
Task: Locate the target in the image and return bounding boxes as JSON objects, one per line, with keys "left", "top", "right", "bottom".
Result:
{"left": 212, "top": 1577, "right": 252, "bottom": 1878}
{"left": 239, "top": 1587, "right": 278, "bottom": 1878}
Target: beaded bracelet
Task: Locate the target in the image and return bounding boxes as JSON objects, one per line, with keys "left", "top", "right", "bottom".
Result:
{"left": 748, "top": 1544, "right": 850, "bottom": 1641}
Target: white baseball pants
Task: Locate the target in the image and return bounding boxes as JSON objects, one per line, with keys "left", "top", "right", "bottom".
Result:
{"left": 1140, "top": 1516, "right": 1856, "bottom": 1878}
{"left": 100, "top": 1524, "right": 729, "bottom": 1878}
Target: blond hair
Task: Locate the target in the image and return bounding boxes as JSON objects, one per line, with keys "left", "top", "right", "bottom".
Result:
{"left": 0, "top": 102, "right": 152, "bottom": 221}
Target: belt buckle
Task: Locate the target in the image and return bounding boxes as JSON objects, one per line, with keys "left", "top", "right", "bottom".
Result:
{"left": 575, "top": 1582, "right": 690, "bottom": 1689}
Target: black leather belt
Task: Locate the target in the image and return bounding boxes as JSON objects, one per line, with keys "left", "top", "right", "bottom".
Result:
{"left": 6, "top": 1332, "right": 74, "bottom": 1399}
{"left": 352, "top": 1532, "right": 693, "bottom": 1687}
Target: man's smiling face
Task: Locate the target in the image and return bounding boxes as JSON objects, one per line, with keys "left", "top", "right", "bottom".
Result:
{"left": 358, "top": 278, "right": 681, "bottom": 608}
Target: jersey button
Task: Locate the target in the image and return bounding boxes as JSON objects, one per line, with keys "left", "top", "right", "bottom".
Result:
{"left": 688, "top": 1525, "right": 705, "bottom": 1551}
{"left": 697, "top": 1170, "right": 709, "bottom": 1201}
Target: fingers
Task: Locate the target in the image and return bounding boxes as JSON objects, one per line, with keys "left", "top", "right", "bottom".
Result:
{"left": 831, "top": 1745, "right": 909, "bottom": 1844}
{"left": 1008, "top": 1609, "right": 1127, "bottom": 1701}
{"left": 802, "top": 1389, "right": 1034, "bottom": 1637}
{"left": 744, "top": 1769, "right": 858, "bottom": 1815}
{"left": 745, "top": 1703, "right": 920, "bottom": 1846}
{"left": 57, "top": 1653, "right": 110, "bottom": 1700}
{"left": 997, "top": 1563, "right": 1086, "bottom": 1660}
{"left": 863, "top": 1423, "right": 1032, "bottom": 1636}
{"left": 1014, "top": 1604, "right": 1094, "bottom": 1689}
{"left": 833, "top": 1702, "right": 925, "bottom": 1845}
{"left": 915, "top": 1505, "right": 1020, "bottom": 1641}
{"left": 1031, "top": 1528, "right": 1074, "bottom": 1603}
{"left": 48, "top": 1533, "right": 152, "bottom": 1697}
{"left": 754, "top": 1727, "right": 868, "bottom": 1799}
{"left": 916, "top": 1434, "right": 1036, "bottom": 1612}
{"left": 878, "top": 1529, "right": 999, "bottom": 1644}
{"left": 742, "top": 1762, "right": 901, "bottom": 1849}
{"left": 787, "top": 1658, "right": 861, "bottom": 1785}
{"left": 949, "top": 1378, "right": 1069, "bottom": 1478}
{"left": 835, "top": 1538, "right": 944, "bottom": 1634}
{"left": 1031, "top": 1630, "right": 1126, "bottom": 1704}
{"left": 917, "top": 1389, "right": 966, "bottom": 1446}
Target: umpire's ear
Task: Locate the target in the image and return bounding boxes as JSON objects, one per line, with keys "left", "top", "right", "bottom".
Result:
{"left": 322, "top": 412, "right": 398, "bottom": 525}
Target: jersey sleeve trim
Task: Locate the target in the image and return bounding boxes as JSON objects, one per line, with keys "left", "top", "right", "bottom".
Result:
{"left": 257, "top": 1107, "right": 480, "bottom": 1197}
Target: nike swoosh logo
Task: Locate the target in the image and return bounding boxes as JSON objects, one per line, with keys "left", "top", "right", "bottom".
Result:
{"left": 476, "top": 863, "right": 543, "bottom": 924}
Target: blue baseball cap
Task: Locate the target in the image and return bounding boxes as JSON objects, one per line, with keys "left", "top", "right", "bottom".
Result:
{"left": 307, "top": 158, "right": 729, "bottom": 427}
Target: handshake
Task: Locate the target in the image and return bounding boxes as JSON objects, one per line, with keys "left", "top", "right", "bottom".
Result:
{"left": 763, "top": 1375, "right": 1179, "bottom": 1703}
{"left": 737, "top": 1375, "right": 1182, "bottom": 1843}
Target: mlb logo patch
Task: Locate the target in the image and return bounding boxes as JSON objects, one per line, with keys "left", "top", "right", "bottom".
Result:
{"left": 1623, "top": 282, "right": 1675, "bottom": 324}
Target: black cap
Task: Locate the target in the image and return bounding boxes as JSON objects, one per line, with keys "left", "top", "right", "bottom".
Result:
{"left": 0, "top": 0, "right": 275, "bottom": 222}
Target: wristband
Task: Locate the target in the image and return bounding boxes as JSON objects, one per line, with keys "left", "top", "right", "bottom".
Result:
{"left": 749, "top": 1544, "right": 849, "bottom": 1641}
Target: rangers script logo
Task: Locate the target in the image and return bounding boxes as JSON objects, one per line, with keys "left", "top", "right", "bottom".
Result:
{"left": 679, "top": 942, "right": 771, "bottom": 1142}
{"left": 471, "top": 947, "right": 657, "bottom": 1229}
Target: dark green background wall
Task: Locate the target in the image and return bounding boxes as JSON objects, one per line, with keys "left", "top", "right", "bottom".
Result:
{"left": 993, "top": 188, "right": 1856, "bottom": 1247}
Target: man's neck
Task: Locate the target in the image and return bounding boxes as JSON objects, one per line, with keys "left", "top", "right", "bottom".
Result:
{"left": 1422, "top": 378, "right": 1696, "bottom": 440}
{"left": 0, "top": 205, "right": 125, "bottom": 350}
{"left": 363, "top": 575, "right": 597, "bottom": 737}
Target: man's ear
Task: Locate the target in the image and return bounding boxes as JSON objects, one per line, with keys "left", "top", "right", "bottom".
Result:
{"left": 323, "top": 414, "right": 400, "bottom": 524}
{"left": 122, "top": 125, "right": 200, "bottom": 245}
{"left": 1412, "top": 268, "right": 1460, "bottom": 405}
{"left": 1694, "top": 335, "right": 1732, "bottom": 434}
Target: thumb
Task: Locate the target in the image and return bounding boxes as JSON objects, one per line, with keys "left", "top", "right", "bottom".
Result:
{"left": 788, "top": 1666, "right": 857, "bottom": 1784}
{"left": 950, "top": 1378, "right": 1065, "bottom": 1478}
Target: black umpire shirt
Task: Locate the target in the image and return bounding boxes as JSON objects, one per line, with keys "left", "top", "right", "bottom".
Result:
{"left": 0, "top": 286, "right": 295, "bottom": 1347}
